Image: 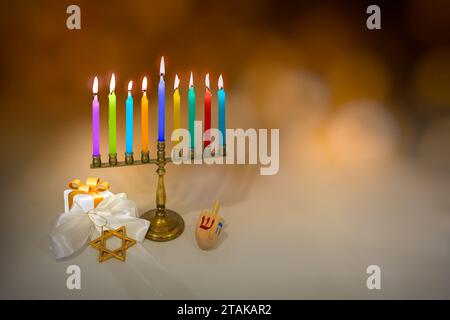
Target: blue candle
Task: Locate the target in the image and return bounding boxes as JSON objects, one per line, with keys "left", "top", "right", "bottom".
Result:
{"left": 188, "top": 72, "right": 196, "bottom": 149}
{"left": 158, "top": 57, "right": 165, "bottom": 142}
{"left": 218, "top": 74, "right": 226, "bottom": 146}
{"left": 125, "top": 81, "right": 134, "bottom": 154}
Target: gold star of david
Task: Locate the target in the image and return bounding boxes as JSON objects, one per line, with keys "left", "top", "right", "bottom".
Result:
{"left": 90, "top": 226, "right": 136, "bottom": 262}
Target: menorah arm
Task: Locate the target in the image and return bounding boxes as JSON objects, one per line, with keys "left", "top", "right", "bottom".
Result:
{"left": 89, "top": 156, "right": 172, "bottom": 168}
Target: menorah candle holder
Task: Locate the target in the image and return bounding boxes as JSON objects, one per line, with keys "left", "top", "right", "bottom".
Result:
{"left": 125, "top": 152, "right": 134, "bottom": 165}
{"left": 92, "top": 155, "right": 102, "bottom": 168}
{"left": 187, "top": 145, "right": 226, "bottom": 160}
{"left": 141, "top": 151, "right": 150, "bottom": 163}
{"left": 220, "top": 145, "right": 226, "bottom": 157}
{"left": 90, "top": 141, "right": 184, "bottom": 242}
{"left": 109, "top": 153, "right": 118, "bottom": 166}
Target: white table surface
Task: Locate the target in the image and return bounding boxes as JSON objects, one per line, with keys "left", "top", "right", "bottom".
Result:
{"left": 2, "top": 126, "right": 450, "bottom": 299}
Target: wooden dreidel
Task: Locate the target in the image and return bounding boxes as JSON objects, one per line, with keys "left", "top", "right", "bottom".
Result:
{"left": 195, "top": 200, "right": 224, "bottom": 250}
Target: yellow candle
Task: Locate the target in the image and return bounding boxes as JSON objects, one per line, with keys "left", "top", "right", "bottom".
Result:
{"left": 173, "top": 74, "right": 180, "bottom": 142}
{"left": 141, "top": 77, "right": 149, "bottom": 152}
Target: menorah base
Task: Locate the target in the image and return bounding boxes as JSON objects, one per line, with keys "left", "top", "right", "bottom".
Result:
{"left": 141, "top": 209, "right": 184, "bottom": 242}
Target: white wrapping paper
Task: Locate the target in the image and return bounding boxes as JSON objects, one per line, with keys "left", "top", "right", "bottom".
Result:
{"left": 63, "top": 189, "right": 113, "bottom": 213}
{"left": 50, "top": 193, "right": 150, "bottom": 259}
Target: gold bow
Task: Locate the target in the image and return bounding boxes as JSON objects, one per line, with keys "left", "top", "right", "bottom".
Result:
{"left": 68, "top": 177, "right": 110, "bottom": 210}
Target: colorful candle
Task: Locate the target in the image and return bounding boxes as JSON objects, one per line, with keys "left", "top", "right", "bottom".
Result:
{"left": 141, "top": 77, "right": 149, "bottom": 152}
{"left": 125, "top": 81, "right": 133, "bottom": 154}
{"left": 108, "top": 74, "right": 117, "bottom": 155}
{"left": 218, "top": 74, "right": 226, "bottom": 146}
{"left": 92, "top": 76, "right": 100, "bottom": 156}
{"left": 173, "top": 74, "right": 180, "bottom": 142}
{"left": 158, "top": 57, "right": 165, "bottom": 142}
{"left": 204, "top": 73, "right": 211, "bottom": 148}
{"left": 188, "top": 72, "right": 196, "bottom": 149}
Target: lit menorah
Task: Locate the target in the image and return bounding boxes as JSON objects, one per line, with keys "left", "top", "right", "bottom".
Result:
{"left": 89, "top": 58, "right": 226, "bottom": 242}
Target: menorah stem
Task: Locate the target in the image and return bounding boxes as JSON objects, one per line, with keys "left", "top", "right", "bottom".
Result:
{"left": 155, "top": 143, "right": 166, "bottom": 217}
{"left": 141, "top": 141, "right": 184, "bottom": 241}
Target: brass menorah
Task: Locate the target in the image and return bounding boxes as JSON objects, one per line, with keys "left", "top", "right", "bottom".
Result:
{"left": 90, "top": 142, "right": 225, "bottom": 242}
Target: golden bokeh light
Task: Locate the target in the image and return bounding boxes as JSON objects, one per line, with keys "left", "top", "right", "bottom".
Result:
{"left": 326, "top": 101, "right": 400, "bottom": 167}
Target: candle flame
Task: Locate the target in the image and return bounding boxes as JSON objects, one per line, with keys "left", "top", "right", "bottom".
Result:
{"left": 218, "top": 74, "right": 224, "bottom": 89}
{"left": 174, "top": 74, "right": 180, "bottom": 90}
{"left": 205, "top": 73, "right": 210, "bottom": 89}
{"left": 189, "top": 72, "right": 194, "bottom": 88}
{"left": 160, "top": 56, "right": 165, "bottom": 76}
{"left": 142, "top": 76, "right": 148, "bottom": 91}
{"left": 110, "top": 73, "right": 116, "bottom": 93}
{"left": 93, "top": 76, "right": 98, "bottom": 94}
{"left": 128, "top": 81, "right": 133, "bottom": 91}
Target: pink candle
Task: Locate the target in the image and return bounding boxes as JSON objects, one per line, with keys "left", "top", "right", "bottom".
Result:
{"left": 92, "top": 76, "right": 100, "bottom": 156}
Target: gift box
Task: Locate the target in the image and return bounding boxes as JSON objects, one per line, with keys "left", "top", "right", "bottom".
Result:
{"left": 52, "top": 192, "right": 150, "bottom": 259}
{"left": 63, "top": 177, "right": 113, "bottom": 213}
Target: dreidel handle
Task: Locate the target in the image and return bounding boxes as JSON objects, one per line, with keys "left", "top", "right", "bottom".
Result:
{"left": 211, "top": 200, "right": 220, "bottom": 217}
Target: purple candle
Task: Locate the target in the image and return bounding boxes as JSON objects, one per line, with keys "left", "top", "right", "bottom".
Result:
{"left": 158, "top": 57, "right": 165, "bottom": 142}
{"left": 92, "top": 76, "right": 100, "bottom": 156}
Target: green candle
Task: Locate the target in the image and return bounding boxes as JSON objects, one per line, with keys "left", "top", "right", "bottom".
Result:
{"left": 188, "top": 72, "right": 196, "bottom": 149}
{"left": 108, "top": 73, "right": 117, "bottom": 155}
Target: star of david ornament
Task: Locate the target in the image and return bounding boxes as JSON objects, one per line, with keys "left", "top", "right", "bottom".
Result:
{"left": 90, "top": 226, "right": 136, "bottom": 262}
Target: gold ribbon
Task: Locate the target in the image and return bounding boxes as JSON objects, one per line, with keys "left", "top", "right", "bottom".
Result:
{"left": 68, "top": 177, "right": 110, "bottom": 211}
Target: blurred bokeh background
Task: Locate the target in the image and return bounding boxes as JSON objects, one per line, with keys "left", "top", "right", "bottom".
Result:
{"left": 1, "top": 0, "right": 450, "bottom": 299}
